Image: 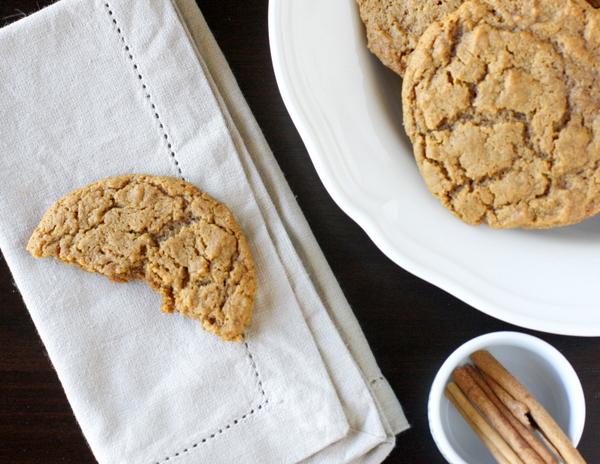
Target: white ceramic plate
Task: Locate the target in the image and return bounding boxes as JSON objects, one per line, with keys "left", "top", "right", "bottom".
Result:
{"left": 268, "top": 0, "right": 600, "bottom": 336}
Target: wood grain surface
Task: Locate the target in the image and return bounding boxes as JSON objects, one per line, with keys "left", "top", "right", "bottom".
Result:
{"left": 1, "top": 1, "right": 598, "bottom": 463}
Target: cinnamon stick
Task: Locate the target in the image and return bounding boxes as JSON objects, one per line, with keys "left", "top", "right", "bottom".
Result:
{"left": 484, "top": 373, "right": 562, "bottom": 459}
{"left": 453, "top": 366, "right": 546, "bottom": 464}
{"left": 484, "top": 373, "right": 532, "bottom": 428}
{"left": 471, "top": 350, "right": 587, "bottom": 464}
{"left": 466, "top": 365, "right": 558, "bottom": 464}
{"left": 446, "top": 382, "right": 523, "bottom": 464}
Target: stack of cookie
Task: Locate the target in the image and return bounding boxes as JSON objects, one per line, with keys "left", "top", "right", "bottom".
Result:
{"left": 357, "top": 0, "right": 600, "bottom": 229}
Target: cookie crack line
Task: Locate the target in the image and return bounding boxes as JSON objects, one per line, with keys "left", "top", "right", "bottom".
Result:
{"left": 102, "top": 2, "right": 186, "bottom": 181}
{"left": 50, "top": 178, "right": 201, "bottom": 244}
{"left": 77, "top": 178, "right": 244, "bottom": 318}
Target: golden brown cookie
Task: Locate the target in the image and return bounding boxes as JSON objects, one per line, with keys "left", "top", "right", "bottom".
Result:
{"left": 402, "top": 0, "right": 600, "bottom": 229}
{"left": 356, "top": 0, "right": 465, "bottom": 76}
{"left": 27, "top": 174, "right": 256, "bottom": 341}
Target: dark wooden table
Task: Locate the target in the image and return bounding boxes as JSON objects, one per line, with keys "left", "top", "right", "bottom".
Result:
{"left": 1, "top": 1, "right": 599, "bottom": 463}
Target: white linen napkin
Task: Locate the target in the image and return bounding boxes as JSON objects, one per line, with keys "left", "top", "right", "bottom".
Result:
{"left": 0, "top": 0, "right": 409, "bottom": 463}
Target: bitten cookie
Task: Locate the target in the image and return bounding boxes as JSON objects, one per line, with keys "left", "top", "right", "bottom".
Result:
{"left": 402, "top": 0, "right": 600, "bottom": 229}
{"left": 356, "top": 0, "right": 465, "bottom": 76}
{"left": 27, "top": 174, "right": 257, "bottom": 342}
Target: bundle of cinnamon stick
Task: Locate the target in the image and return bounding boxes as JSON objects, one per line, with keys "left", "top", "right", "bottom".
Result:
{"left": 445, "top": 350, "right": 586, "bottom": 464}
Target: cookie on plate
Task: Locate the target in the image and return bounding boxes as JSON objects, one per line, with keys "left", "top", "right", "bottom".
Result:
{"left": 356, "top": 0, "right": 465, "bottom": 76}
{"left": 27, "top": 174, "right": 257, "bottom": 342}
{"left": 402, "top": 0, "right": 600, "bottom": 229}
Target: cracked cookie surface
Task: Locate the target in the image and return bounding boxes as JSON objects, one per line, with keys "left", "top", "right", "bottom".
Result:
{"left": 356, "top": 0, "right": 465, "bottom": 76}
{"left": 27, "top": 174, "right": 256, "bottom": 341}
{"left": 402, "top": 0, "right": 600, "bottom": 229}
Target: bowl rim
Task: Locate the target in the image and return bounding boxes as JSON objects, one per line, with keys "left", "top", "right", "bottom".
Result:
{"left": 428, "top": 331, "right": 586, "bottom": 464}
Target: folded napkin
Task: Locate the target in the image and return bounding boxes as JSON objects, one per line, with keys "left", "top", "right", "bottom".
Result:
{"left": 0, "top": 0, "right": 408, "bottom": 462}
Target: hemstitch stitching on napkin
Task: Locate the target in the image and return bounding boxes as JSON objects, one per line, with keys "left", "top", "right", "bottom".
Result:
{"left": 154, "top": 340, "right": 269, "bottom": 464}
{"left": 103, "top": 2, "right": 186, "bottom": 181}
{"left": 101, "top": 4, "right": 270, "bottom": 462}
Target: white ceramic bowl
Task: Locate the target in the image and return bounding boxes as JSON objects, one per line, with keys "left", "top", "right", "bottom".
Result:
{"left": 428, "top": 331, "right": 586, "bottom": 463}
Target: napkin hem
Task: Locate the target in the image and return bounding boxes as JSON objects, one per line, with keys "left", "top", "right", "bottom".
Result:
{"left": 171, "top": 0, "right": 409, "bottom": 440}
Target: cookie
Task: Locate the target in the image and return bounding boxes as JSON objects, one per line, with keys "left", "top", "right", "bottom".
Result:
{"left": 402, "top": 0, "right": 600, "bottom": 229}
{"left": 356, "top": 0, "right": 465, "bottom": 76}
{"left": 27, "top": 174, "right": 256, "bottom": 342}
